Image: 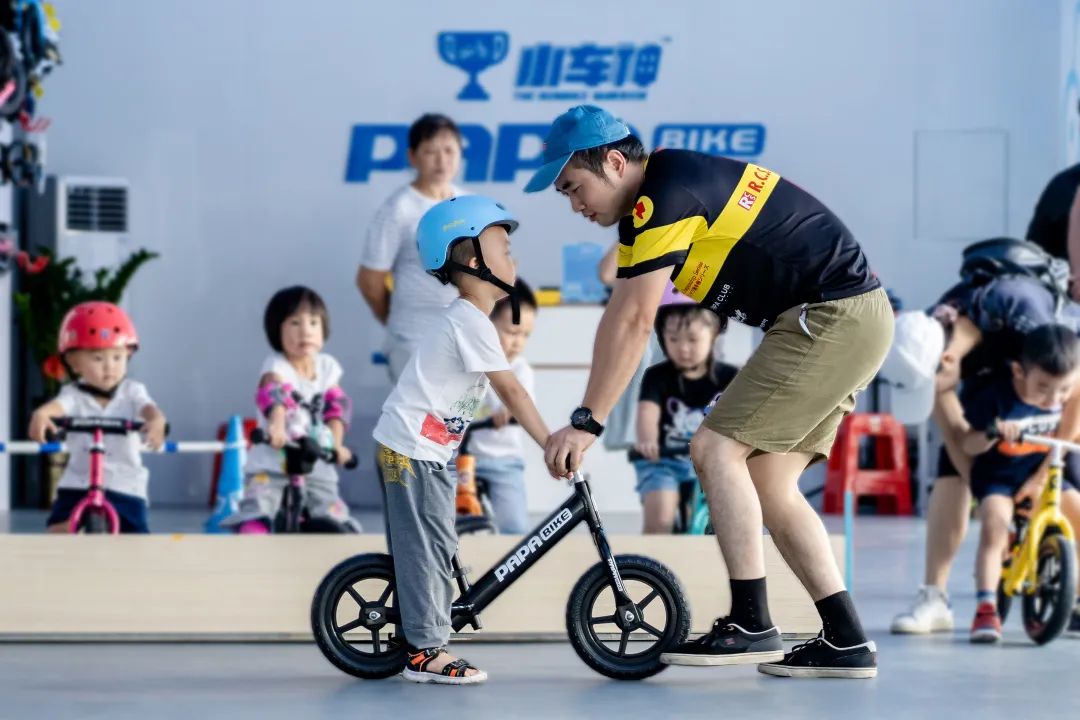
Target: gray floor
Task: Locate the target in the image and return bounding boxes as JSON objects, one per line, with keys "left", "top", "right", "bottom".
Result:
{"left": 0, "top": 513, "right": 1076, "bottom": 719}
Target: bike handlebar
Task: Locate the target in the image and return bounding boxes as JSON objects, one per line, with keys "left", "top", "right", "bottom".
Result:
{"left": 53, "top": 417, "right": 146, "bottom": 436}
{"left": 986, "top": 427, "right": 1080, "bottom": 455}
{"left": 248, "top": 427, "right": 359, "bottom": 470}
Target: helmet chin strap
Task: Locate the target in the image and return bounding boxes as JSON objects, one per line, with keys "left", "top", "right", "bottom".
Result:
{"left": 76, "top": 380, "right": 120, "bottom": 400}
{"left": 447, "top": 236, "right": 521, "bottom": 324}
{"left": 60, "top": 353, "right": 122, "bottom": 399}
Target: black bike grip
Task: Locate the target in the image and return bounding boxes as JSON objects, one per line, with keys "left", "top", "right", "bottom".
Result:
{"left": 249, "top": 427, "right": 267, "bottom": 445}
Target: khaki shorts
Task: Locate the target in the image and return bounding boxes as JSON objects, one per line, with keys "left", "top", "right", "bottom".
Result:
{"left": 702, "top": 287, "right": 894, "bottom": 463}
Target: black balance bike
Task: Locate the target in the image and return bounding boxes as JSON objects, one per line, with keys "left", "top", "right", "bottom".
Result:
{"left": 311, "top": 472, "right": 691, "bottom": 680}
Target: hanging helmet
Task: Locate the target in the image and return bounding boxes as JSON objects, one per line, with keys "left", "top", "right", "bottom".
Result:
{"left": 57, "top": 301, "right": 139, "bottom": 354}
{"left": 417, "top": 195, "right": 518, "bottom": 283}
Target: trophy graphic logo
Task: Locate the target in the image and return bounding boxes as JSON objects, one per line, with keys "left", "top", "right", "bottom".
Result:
{"left": 437, "top": 31, "right": 509, "bottom": 101}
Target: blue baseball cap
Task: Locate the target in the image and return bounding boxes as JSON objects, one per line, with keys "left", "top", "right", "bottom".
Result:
{"left": 523, "top": 105, "right": 631, "bottom": 193}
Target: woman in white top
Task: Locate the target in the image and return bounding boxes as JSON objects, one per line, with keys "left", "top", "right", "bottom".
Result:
{"left": 357, "top": 113, "right": 466, "bottom": 382}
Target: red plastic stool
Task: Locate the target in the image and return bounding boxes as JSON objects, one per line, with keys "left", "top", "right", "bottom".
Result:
{"left": 207, "top": 417, "right": 258, "bottom": 508}
{"left": 823, "top": 413, "right": 913, "bottom": 515}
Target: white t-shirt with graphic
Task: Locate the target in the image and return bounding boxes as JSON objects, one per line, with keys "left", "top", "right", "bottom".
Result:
{"left": 55, "top": 379, "right": 156, "bottom": 500}
{"left": 362, "top": 184, "right": 464, "bottom": 346}
{"left": 245, "top": 352, "right": 344, "bottom": 483}
{"left": 374, "top": 298, "right": 510, "bottom": 464}
{"left": 468, "top": 355, "right": 535, "bottom": 460}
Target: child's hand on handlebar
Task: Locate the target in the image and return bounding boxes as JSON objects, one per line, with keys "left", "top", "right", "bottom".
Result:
{"left": 28, "top": 411, "right": 58, "bottom": 443}
{"left": 336, "top": 446, "right": 354, "bottom": 468}
{"left": 492, "top": 408, "right": 512, "bottom": 429}
{"left": 995, "top": 419, "right": 1024, "bottom": 444}
{"left": 267, "top": 415, "right": 288, "bottom": 449}
{"left": 142, "top": 415, "right": 167, "bottom": 451}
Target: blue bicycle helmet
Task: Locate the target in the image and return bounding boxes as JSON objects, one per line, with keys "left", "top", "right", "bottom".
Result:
{"left": 417, "top": 195, "right": 518, "bottom": 275}
{"left": 416, "top": 195, "right": 525, "bottom": 322}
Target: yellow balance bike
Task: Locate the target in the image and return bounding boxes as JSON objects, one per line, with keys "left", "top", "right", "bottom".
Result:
{"left": 993, "top": 431, "right": 1078, "bottom": 645}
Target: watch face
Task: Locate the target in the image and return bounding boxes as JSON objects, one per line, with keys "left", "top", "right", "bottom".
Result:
{"left": 571, "top": 408, "right": 589, "bottom": 426}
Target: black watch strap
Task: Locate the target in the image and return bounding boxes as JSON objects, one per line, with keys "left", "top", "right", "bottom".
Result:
{"left": 571, "top": 406, "right": 605, "bottom": 437}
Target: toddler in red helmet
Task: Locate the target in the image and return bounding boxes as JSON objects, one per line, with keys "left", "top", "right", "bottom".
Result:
{"left": 28, "top": 301, "right": 168, "bottom": 533}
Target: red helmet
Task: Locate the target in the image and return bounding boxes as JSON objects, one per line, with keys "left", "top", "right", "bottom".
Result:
{"left": 57, "top": 302, "right": 139, "bottom": 354}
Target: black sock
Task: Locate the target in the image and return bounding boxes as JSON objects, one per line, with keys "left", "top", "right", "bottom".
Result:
{"left": 728, "top": 578, "right": 773, "bottom": 631}
{"left": 816, "top": 591, "right": 868, "bottom": 647}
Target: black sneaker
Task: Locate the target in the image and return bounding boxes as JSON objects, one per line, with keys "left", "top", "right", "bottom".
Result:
{"left": 758, "top": 632, "right": 877, "bottom": 679}
{"left": 660, "top": 617, "right": 785, "bottom": 666}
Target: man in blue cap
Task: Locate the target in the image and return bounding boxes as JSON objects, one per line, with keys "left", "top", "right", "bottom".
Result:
{"left": 526, "top": 105, "right": 892, "bottom": 679}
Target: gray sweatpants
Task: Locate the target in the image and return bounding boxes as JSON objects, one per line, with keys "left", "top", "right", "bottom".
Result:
{"left": 376, "top": 444, "right": 457, "bottom": 649}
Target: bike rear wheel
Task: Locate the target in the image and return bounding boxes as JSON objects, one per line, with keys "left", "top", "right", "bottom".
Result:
{"left": 1022, "top": 530, "right": 1077, "bottom": 645}
{"left": 311, "top": 553, "right": 407, "bottom": 679}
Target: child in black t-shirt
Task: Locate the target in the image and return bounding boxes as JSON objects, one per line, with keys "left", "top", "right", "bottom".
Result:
{"left": 960, "top": 324, "right": 1080, "bottom": 643}
{"left": 634, "top": 295, "right": 738, "bottom": 533}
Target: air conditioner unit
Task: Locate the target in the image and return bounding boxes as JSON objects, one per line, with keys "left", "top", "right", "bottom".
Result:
{"left": 24, "top": 175, "right": 130, "bottom": 274}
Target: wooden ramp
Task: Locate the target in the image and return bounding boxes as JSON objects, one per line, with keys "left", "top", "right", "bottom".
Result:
{"left": 0, "top": 534, "right": 844, "bottom": 641}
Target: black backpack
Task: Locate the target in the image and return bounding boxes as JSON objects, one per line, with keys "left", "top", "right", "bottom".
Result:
{"left": 959, "top": 237, "right": 1070, "bottom": 310}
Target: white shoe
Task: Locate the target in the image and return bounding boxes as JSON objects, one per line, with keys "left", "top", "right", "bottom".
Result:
{"left": 890, "top": 586, "right": 954, "bottom": 634}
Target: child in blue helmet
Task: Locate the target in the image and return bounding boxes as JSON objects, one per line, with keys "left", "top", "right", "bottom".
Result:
{"left": 372, "top": 195, "right": 552, "bottom": 685}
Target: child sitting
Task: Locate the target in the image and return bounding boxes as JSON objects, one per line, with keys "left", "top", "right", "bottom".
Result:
{"left": 633, "top": 288, "right": 737, "bottom": 533}
{"left": 229, "top": 286, "right": 360, "bottom": 533}
{"left": 29, "top": 302, "right": 167, "bottom": 533}
{"left": 961, "top": 323, "right": 1080, "bottom": 642}
{"left": 464, "top": 279, "right": 538, "bottom": 534}
{"left": 374, "top": 195, "right": 551, "bottom": 684}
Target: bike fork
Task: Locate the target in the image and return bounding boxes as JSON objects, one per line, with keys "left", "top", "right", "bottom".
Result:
{"left": 579, "top": 476, "right": 637, "bottom": 621}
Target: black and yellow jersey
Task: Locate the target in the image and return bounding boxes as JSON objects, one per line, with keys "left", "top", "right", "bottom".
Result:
{"left": 616, "top": 149, "right": 879, "bottom": 329}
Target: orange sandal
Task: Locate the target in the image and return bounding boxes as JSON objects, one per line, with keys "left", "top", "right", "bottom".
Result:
{"left": 402, "top": 647, "right": 488, "bottom": 685}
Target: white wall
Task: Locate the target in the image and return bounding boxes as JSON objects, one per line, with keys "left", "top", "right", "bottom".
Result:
{"left": 31, "top": 0, "right": 1062, "bottom": 506}
{"left": 1063, "top": 0, "right": 1080, "bottom": 166}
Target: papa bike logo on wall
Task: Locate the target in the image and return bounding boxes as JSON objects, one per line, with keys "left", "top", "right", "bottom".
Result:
{"left": 436, "top": 30, "right": 663, "bottom": 102}
{"left": 343, "top": 31, "right": 766, "bottom": 183}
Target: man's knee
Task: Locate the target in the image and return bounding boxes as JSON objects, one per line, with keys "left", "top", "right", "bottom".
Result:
{"left": 689, "top": 427, "right": 751, "bottom": 471}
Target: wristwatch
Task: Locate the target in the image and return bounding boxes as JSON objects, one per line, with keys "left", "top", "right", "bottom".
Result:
{"left": 570, "top": 406, "right": 605, "bottom": 437}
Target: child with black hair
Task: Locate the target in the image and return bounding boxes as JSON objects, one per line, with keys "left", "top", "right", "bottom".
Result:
{"left": 227, "top": 286, "right": 359, "bottom": 534}
{"left": 960, "top": 323, "right": 1080, "bottom": 642}
{"left": 634, "top": 289, "right": 738, "bottom": 533}
{"left": 358, "top": 113, "right": 467, "bottom": 382}
{"left": 466, "top": 279, "right": 539, "bottom": 533}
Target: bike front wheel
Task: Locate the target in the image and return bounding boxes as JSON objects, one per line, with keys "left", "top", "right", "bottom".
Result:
{"left": 566, "top": 554, "right": 690, "bottom": 680}
{"left": 1022, "top": 530, "right": 1077, "bottom": 645}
